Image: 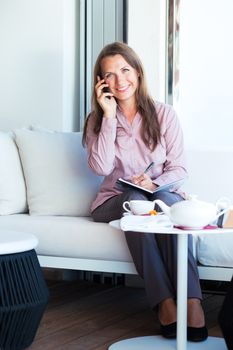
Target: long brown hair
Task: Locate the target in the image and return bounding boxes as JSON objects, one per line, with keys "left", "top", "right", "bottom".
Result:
{"left": 83, "top": 42, "right": 161, "bottom": 151}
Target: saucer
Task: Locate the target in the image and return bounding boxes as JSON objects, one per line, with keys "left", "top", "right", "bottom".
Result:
{"left": 174, "top": 225, "right": 218, "bottom": 230}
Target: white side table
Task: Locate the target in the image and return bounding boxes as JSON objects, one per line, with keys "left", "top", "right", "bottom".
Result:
{"left": 0, "top": 230, "right": 49, "bottom": 350}
{"left": 109, "top": 220, "right": 231, "bottom": 350}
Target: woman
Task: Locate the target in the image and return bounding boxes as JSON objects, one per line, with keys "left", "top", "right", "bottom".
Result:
{"left": 83, "top": 41, "right": 207, "bottom": 342}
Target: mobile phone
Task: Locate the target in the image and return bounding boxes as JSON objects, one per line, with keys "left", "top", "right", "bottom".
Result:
{"left": 102, "top": 81, "right": 112, "bottom": 99}
{"left": 103, "top": 86, "right": 110, "bottom": 93}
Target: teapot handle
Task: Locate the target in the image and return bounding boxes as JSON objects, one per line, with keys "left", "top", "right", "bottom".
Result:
{"left": 215, "top": 197, "right": 231, "bottom": 225}
{"left": 216, "top": 197, "right": 231, "bottom": 210}
{"left": 215, "top": 207, "right": 230, "bottom": 220}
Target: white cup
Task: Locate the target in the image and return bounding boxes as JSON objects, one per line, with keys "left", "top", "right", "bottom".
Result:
{"left": 122, "top": 200, "right": 155, "bottom": 215}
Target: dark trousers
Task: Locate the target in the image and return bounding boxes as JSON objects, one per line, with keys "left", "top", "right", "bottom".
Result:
{"left": 219, "top": 277, "right": 233, "bottom": 349}
{"left": 92, "top": 189, "right": 202, "bottom": 308}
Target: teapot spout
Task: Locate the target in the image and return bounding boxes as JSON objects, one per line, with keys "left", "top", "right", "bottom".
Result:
{"left": 153, "top": 199, "right": 171, "bottom": 216}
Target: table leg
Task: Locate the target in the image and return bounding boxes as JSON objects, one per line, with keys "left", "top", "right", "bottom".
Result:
{"left": 177, "top": 233, "right": 188, "bottom": 350}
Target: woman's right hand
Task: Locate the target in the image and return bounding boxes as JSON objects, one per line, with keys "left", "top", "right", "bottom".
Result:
{"left": 95, "top": 76, "right": 117, "bottom": 118}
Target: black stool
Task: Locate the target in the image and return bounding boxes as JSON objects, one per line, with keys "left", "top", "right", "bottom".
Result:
{"left": 0, "top": 231, "right": 49, "bottom": 350}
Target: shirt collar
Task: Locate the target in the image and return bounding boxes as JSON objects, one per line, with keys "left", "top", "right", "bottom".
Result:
{"left": 116, "top": 106, "right": 141, "bottom": 125}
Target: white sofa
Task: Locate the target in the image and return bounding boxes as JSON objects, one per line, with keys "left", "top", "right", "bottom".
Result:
{"left": 0, "top": 129, "right": 233, "bottom": 282}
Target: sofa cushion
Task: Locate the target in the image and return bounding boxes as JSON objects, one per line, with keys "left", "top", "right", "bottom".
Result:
{"left": 14, "top": 129, "right": 102, "bottom": 216}
{"left": 197, "top": 232, "right": 233, "bottom": 267}
{"left": 0, "top": 214, "right": 133, "bottom": 262}
{"left": 0, "top": 132, "right": 27, "bottom": 215}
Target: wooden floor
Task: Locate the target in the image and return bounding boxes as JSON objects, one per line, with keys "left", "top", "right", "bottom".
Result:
{"left": 28, "top": 276, "right": 227, "bottom": 350}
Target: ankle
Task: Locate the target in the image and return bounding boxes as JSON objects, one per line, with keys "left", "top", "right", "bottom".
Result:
{"left": 187, "top": 298, "right": 205, "bottom": 327}
{"left": 158, "top": 298, "right": 177, "bottom": 325}
{"left": 188, "top": 298, "right": 201, "bottom": 305}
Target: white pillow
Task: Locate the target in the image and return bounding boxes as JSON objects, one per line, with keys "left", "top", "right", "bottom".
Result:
{"left": 14, "top": 129, "right": 102, "bottom": 216}
{"left": 0, "top": 132, "right": 28, "bottom": 215}
{"left": 197, "top": 233, "right": 233, "bottom": 267}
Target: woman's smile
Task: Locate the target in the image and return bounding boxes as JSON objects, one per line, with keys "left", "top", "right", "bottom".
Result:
{"left": 116, "top": 85, "right": 130, "bottom": 93}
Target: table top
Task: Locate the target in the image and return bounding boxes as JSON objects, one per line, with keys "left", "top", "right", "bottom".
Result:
{"left": 110, "top": 218, "right": 233, "bottom": 235}
{"left": 0, "top": 230, "right": 38, "bottom": 255}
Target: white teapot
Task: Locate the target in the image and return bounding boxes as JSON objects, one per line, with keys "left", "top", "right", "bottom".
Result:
{"left": 154, "top": 195, "right": 231, "bottom": 229}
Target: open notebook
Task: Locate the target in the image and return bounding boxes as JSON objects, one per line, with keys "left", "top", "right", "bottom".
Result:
{"left": 115, "top": 178, "right": 185, "bottom": 194}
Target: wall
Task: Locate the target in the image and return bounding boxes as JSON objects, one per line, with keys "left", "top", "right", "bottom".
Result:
{"left": 178, "top": 0, "right": 233, "bottom": 149}
{"left": 0, "top": 0, "right": 67, "bottom": 131}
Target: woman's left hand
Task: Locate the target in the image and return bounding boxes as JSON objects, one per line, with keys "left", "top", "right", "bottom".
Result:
{"left": 131, "top": 173, "right": 157, "bottom": 191}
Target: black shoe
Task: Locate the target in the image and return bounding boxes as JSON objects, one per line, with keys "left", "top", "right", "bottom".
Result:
{"left": 160, "top": 322, "right": 177, "bottom": 339}
{"left": 187, "top": 326, "right": 208, "bottom": 342}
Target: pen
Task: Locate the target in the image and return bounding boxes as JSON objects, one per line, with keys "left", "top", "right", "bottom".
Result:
{"left": 144, "top": 162, "right": 154, "bottom": 174}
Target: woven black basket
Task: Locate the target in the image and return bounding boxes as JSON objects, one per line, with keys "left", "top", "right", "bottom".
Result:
{"left": 0, "top": 249, "right": 49, "bottom": 350}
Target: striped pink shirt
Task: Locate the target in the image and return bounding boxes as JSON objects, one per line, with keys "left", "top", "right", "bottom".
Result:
{"left": 85, "top": 102, "right": 187, "bottom": 212}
